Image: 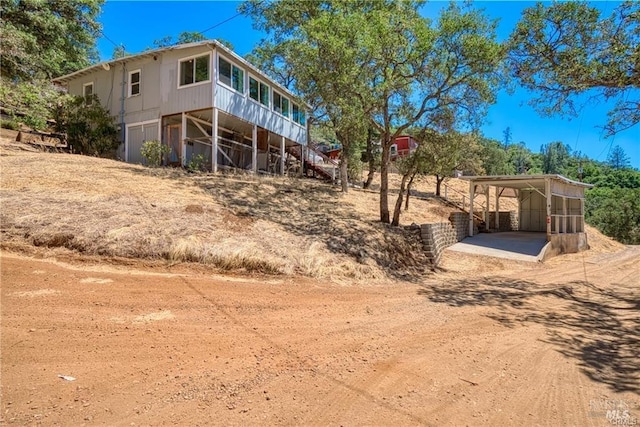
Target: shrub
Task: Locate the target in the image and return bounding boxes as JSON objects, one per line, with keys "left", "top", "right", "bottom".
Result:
{"left": 0, "top": 77, "right": 59, "bottom": 130}
{"left": 1, "top": 119, "right": 20, "bottom": 130}
{"left": 140, "top": 140, "right": 170, "bottom": 167}
{"left": 53, "top": 94, "right": 119, "bottom": 156}
{"left": 187, "top": 154, "right": 207, "bottom": 172}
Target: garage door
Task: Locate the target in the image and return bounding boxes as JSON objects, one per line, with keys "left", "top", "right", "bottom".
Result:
{"left": 127, "top": 121, "right": 159, "bottom": 164}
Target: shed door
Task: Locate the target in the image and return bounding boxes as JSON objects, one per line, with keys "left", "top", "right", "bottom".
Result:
{"left": 127, "top": 122, "right": 159, "bottom": 164}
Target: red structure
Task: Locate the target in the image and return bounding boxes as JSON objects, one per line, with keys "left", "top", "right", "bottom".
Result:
{"left": 391, "top": 135, "right": 418, "bottom": 159}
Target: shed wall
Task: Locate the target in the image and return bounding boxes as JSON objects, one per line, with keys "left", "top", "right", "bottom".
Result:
{"left": 519, "top": 190, "right": 545, "bottom": 232}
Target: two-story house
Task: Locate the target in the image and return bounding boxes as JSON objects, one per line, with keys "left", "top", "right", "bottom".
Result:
{"left": 53, "top": 40, "right": 309, "bottom": 174}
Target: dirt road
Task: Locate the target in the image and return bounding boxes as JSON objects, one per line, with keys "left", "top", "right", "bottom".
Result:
{"left": 1, "top": 247, "right": 639, "bottom": 426}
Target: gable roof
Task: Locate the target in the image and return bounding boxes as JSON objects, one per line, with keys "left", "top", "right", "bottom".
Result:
{"left": 52, "top": 39, "right": 308, "bottom": 107}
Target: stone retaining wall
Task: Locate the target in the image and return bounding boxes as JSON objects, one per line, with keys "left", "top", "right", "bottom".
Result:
{"left": 420, "top": 212, "right": 472, "bottom": 267}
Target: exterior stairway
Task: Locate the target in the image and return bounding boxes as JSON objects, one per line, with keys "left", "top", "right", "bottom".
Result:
{"left": 287, "top": 143, "right": 339, "bottom": 181}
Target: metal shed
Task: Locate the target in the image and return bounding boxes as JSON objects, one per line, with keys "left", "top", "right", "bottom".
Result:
{"left": 460, "top": 175, "right": 594, "bottom": 255}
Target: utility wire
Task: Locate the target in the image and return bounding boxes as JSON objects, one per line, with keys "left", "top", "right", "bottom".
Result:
{"left": 99, "top": 30, "right": 121, "bottom": 49}
{"left": 198, "top": 0, "right": 263, "bottom": 37}
{"left": 198, "top": 11, "right": 244, "bottom": 35}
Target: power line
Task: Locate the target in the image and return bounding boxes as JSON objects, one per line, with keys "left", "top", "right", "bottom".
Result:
{"left": 99, "top": 30, "right": 121, "bottom": 49}
{"left": 198, "top": 11, "right": 244, "bottom": 35}
{"left": 198, "top": 0, "right": 263, "bottom": 37}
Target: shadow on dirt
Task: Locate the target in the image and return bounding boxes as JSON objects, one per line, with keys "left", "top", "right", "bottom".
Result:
{"left": 418, "top": 277, "right": 640, "bottom": 393}
{"left": 197, "top": 175, "right": 430, "bottom": 281}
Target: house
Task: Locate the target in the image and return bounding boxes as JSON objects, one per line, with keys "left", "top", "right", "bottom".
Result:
{"left": 390, "top": 135, "right": 418, "bottom": 159}
{"left": 53, "top": 40, "right": 309, "bottom": 174}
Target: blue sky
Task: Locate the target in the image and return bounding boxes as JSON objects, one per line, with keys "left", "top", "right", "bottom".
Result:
{"left": 96, "top": 0, "right": 639, "bottom": 168}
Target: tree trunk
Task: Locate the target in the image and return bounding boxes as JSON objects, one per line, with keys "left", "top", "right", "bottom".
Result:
{"left": 363, "top": 132, "right": 377, "bottom": 189}
{"left": 391, "top": 173, "right": 409, "bottom": 226}
{"left": 364, "top": 167, "right": 376, "bottom": 189}
{"left": 435, "top": 175, "right": 445, "bottom": 196}
{"left": 405, "top": 173, "right": 416, "bottom": 211}
{"left": 379, "top": 144, "right": 391, "bottom": 223}
{"left": 339, "top": 155, "right": 349, "bottom": 193}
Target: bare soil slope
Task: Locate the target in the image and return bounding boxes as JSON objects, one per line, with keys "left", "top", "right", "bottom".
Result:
{"left": 1, "top": 139, "right": 475, "bottom": 281}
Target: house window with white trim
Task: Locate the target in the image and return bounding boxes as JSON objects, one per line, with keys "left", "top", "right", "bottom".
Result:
{"left": 292, "top": 103, "right": 306, "bottom": 125}
{"left": 179, "top": 54, "right": 210, "bottom": 87}
{"left": 128, "top": 70, "right": 140, "bottom": 96}
{"left": 249, "top": 76, "right": 269, "bottom": 107}
{"left": 273, "top": 91, "right": 289, "bottom": 117}
{"left": 83, "top": 82, "right": 94, "bottom": 105}
{"left": 218, "top": 56, "right": 244, "bottom": 93}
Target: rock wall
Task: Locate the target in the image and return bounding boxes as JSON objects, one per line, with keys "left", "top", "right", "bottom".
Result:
{"left": 487, "top": 211, "right": 518, "bottom": 231}
{"left": 421, "top": 212, "right": 470, "bottom": 267}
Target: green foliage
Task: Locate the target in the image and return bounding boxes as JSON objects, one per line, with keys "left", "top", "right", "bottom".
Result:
{"left": 586, "top": 167, "right": 640, "bottom": 189}
{"left": 607, "top": 145, "right": 631, "bottom": 169}
{"left": 508, "top": 1, "right": 640, "bottom": 135}
{"left": 480, "top": 138, "right": 514, "bottom": 175}
{"left": 54, "top": 95, "right": 119, "bottom": 157}
{"left": 111, "top": 45, "right": 129, "bottom": 59}
{"left": 152, "top": 31, "right": 209, "bottom": 49}
{"left": 347, "top": 157, "right": 364, "bottom": 183}
{"left": 586, "top": 187, "right": 640, "bottom": 244}
{"left": 140, "top": 140, "right": 171, "bottom": 168}
{"left": 541, "top": 141, "right": 571, "bottom": 174}
{"left": 242, "top": 0, "right": 504, "bottom": 221}
{"left": 0, "top": 77, "right": 60, "bottom": 130}
{"left": 1, "top": 0, "right": 103, "bottom": 80}
{"left": 1, "top": 119, "right": 20, "bottom": 131}
{"left": 187, "top": 154, "right": 207, "bottom": 172}
{"left": 507, "top": 143, "right": 533, "bottom": 174}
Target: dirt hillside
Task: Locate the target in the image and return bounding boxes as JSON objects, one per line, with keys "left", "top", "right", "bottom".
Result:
{"left": 0, "top": 135, "right": 497, "bottom": 281}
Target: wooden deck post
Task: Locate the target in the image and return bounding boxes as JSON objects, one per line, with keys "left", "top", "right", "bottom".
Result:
{"left": 545, "top": 178, "right": 551, "bottom": 240}
{"left": 280, "top": 135, "right": 285, "bottom": 176}
{"left": 251, "top": 125, "right": 257, "bottom": 173}
{"left": 181, "top": 112, "right": 187, "bottom": 168}
{"left": 484, "top": 185, "right": 490, "bottom": 229}
{"left": 562, "top": 196, "right": 567, "bottom": 233}
{"left": 212, "top": 108, "right": 218, "bottom": 173}
{"left": 469, "top": 181, "right": 475, "bottom": 237}
{"left": 495, "top": 186, "right": 500, "bottom": 230}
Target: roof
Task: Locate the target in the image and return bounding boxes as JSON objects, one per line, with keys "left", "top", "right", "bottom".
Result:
{"left": 459, "top": 174, "right": 594, "bottom": 189}
{"left": 52, "top": 40, "right": 309, "bottom": 108}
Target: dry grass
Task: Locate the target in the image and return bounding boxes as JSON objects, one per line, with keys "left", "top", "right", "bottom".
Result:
{"left": 0, "top": 140, "right": 449, "bottom": 280}
{"left": 0, "top": 135, "right": 620, "bottom": 281}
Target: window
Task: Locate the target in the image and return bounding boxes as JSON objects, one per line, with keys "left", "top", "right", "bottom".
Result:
{"left": 83, "top": 82, "right": 94, "bottom": 105}
{"left": 273, "top": 91, "right": 289, "bottom": 117}
{"left": 128, "top": 70, "right": 140, "bottom": 96}
{"left": 218, "top": 56, "right": 244, "bottom": 93}
{"left": 249, "top": 76, "right": 269, "bottom": 107}
{"left": 179, "top": 54, "right": 209, "bottom": 87}
{"left": 292, "top": 103, "right": 306, "bottom": 125}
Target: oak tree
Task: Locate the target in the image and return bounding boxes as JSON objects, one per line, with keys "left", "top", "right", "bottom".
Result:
{"left": 509, "top": 1, "right": 640, "bottom": 136}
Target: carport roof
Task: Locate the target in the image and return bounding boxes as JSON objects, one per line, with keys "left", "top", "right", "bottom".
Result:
{"left": 459, "top": 174, "right": 594, "bottom": 190}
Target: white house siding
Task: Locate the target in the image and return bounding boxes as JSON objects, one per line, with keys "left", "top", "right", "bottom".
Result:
{"left": 159, "top": 46, "right": 214, "bottom": 116}
{"left": 64, "top": 57, "right": 162, "bottom": 125}
{"left": 215, "top": 84, "right": 307, "bottom": 145}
